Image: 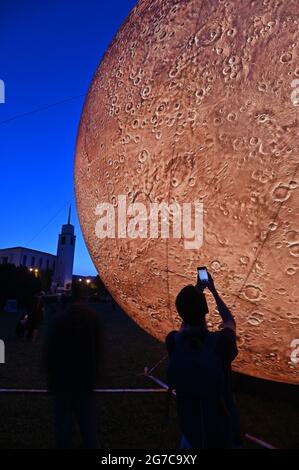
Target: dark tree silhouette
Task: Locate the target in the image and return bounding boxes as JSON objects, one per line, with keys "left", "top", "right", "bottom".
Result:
{"left": 0, "top": 264, "right": 41, "bottom": 309}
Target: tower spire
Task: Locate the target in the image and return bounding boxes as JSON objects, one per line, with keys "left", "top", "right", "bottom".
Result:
{"left": 68, "top": 205, "right": 71, "bottom": 225}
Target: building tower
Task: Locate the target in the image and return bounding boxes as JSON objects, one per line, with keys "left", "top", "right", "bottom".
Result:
{"left": 52, "top": 206, "right": 76, "bottom": 292}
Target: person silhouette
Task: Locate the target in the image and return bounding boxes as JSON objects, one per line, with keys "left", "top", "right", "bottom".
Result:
{"left": 44, "top": 289, "right": 102, "bottom": 448}
{"left": 166, "top": 271, "right": 241, "bottom": 449}
{"left": 26, "top": 293, "right": 44, "bottom": 342}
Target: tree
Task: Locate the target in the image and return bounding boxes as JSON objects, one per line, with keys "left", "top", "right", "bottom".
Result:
{"left": 0, "top": 264, "right": 41, "bottom": 309}
{"left": 94, "top": 275, "right": 108, "bottom": 297}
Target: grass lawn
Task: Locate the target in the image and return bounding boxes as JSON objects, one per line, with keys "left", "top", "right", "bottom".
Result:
{"left": 0, "top": 302, "right": 298, "bottom": 449}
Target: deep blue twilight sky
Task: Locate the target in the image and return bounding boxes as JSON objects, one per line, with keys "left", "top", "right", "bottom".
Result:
{"left": 0, "top": 0, "right": 136, "bottom": 275}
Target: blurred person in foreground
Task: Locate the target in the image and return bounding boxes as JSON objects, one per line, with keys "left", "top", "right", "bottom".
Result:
{"left": 44, "top": 286, "right": 102, "bottom": 449}
{"left": 166, "top": 271, "right": 241, "bottom": 449}
{"left": 26, "top": 293, "right": 45, "bottom": 342}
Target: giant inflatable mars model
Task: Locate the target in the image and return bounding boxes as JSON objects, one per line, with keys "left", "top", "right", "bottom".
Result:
{"left": 75, "top": 0, "right": 299, "bottom": 384}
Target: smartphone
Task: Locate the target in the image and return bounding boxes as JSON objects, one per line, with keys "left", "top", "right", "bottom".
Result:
{"left": 197, "top": 266, "right": 208, "bottom": 283}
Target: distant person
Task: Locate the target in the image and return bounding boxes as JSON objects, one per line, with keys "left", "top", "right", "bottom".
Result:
{"left": 44, "top": 289, "right": 102, "bottom": 449}
{"left": 26, "top": 294, "right": 44, "bottom": 342}
{"left": 166, "top": 271, "right": 241, "bottom": 449}
{"left": 16, "top": 312, "right": 28, "bottom": 340}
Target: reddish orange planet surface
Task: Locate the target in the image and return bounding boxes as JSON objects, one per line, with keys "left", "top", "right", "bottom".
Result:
{"left": 75, "top": 0, "right": 299, "bottom": 384}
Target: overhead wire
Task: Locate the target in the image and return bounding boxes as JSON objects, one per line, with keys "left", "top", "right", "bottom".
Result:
{"left": 0, "top": 93, "right": 86, "bottom": 126}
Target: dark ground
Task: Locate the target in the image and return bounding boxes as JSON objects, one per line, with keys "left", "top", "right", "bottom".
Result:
{"left": 0, "top": 301, "right": 298, "bottom": 449}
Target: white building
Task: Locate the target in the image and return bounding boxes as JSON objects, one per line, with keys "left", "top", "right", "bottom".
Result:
{"left": 0, "top": 246, "right": 56, "bottom": 271}
{"left": 0, "top": 208, "right": 76, "bottom": 293}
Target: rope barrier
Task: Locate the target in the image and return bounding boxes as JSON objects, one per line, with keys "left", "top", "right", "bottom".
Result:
{"left": 0, "top": 388, "right": 167, "bottom": 394}
{"left": 145, "top": 355, "right": 168, "bottom": 376}
{"left": 144, "top": 369, "right": 176, "bottom": 396}
{"left": 0, "top": 371, "right": 278, "bottom": 449}
{"left": 245, "top": 434, "right": 276, "bottom": 449}
{"left": 144, "top": 369, "right": 277, "bottom": 449}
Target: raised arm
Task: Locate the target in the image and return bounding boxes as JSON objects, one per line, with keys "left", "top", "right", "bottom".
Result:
{"left": 196, "top": 272, "right": 236, "bottom": 331}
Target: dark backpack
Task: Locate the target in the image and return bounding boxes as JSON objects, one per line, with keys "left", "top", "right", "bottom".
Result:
{"left": 167, "top": 330, "right": 226, "bottom": 398}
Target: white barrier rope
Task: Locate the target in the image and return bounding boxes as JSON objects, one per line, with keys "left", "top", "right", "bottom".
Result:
{"left": 144, "top": 369, "right": 277, "bottom": 449}
{"left": 245, "top": 434, "right": 276, "bottom": 449}
{"left": 0, "top": 388, "right": 167, "bottom": 394}
{"left": 144, "top": 369, "right": 176, "bottom": 396}
{"left": 146, "top": 355, "right": 168, "bottom": 376}
{"left": 0, "top": 373, "right": 278, "bottom": 449}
